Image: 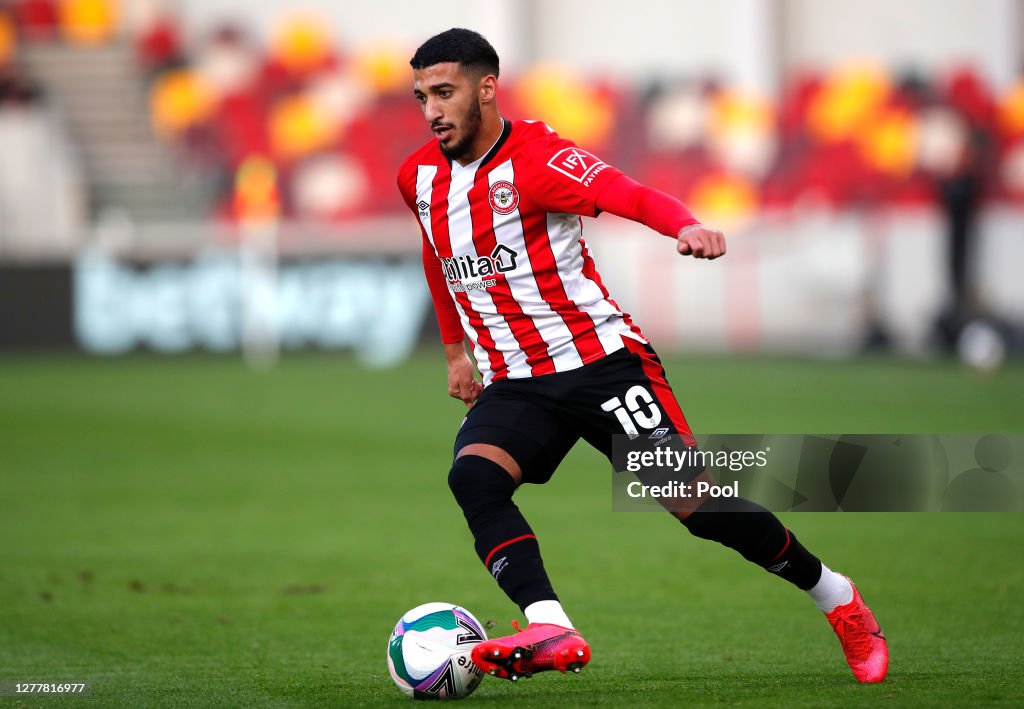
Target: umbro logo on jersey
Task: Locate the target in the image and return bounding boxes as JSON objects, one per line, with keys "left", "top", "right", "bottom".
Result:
{"left": 547, "top": 147, "right": 609, "bottom": 186}
{"left": 488, "top": 180, "right": 520, "bottom": 215}
{"left": 417, "top": 200, "right": 429, "bottom": 217}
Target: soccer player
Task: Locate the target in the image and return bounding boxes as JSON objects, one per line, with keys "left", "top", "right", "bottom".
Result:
{"left": 397, "top": 28, "right": 888, "bottom": 684}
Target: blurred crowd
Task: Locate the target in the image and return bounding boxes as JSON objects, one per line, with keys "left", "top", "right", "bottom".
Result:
{"left": 3, "top": 0, "right": 1024, "bottom": 224}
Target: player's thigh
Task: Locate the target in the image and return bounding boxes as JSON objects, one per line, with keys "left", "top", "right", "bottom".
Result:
{"left": 570, "top": 341, "right": 697, "bottom": 459}
{"left": 454, "top": 383, "right": 579, "bottom": 485}
{"left": 566, "top": 342, "right": 716, "bottom": 518}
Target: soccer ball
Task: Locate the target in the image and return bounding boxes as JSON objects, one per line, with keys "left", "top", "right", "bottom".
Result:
{"left": 387, "top": 602, "right": 487, "bottom": 700}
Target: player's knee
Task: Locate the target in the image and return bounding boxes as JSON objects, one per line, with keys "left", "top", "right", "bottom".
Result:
{"left": 456, "top": 443, "right": 522, "bottom": 483}
{"left": 447, "top": 456, "right": 473, "bottom": 502}
{"left": 447, "top": 454, "right": 518, "bottom": 515}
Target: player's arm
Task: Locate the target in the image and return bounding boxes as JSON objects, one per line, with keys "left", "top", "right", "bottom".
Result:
{"left": 399, "top": 165, "right": 481, "bottom": 407}
{"left": 421, "top": 241, "right": 482, "bottom": 407}
{"left": 594, "top": 174, "right": 726, "bottom": 259}
{"left": 523, "top": 126, "right": 725, "bottom": 259}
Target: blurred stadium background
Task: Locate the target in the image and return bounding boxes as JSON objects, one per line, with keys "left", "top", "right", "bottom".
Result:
{"left": 2, "top": 3, "right": 1024, "bottom": 705}
{"left": 1, "top": 0, "right": 1022, "bottom": 364}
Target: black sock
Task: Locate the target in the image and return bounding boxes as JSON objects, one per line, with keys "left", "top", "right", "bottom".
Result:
{"left": 682, "top": 496, "right": 823, "bottom": 590}
{"left": 448, "top": 455, "right": 558, "bottom": 610}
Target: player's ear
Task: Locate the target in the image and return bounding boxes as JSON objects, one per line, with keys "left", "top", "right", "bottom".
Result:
{"left": 478, "top": 73, "right": 497, "bottom": 104}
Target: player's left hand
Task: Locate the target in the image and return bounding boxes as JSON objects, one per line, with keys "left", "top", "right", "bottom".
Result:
{"left": 677, "top": 224, "right": 726, "bottom": 259}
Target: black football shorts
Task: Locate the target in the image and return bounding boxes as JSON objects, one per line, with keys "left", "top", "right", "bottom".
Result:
{"left": 454, "top": 337, "right": 699, "bottom": 484}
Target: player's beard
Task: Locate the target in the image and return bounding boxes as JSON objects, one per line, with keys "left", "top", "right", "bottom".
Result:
{"left": 439, "top": 97, "right": 483, "bottom": 162}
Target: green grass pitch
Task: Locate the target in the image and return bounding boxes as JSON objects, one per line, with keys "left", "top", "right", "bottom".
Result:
{"left": 1, "top": 352, "right": 1023, "bottom": 707}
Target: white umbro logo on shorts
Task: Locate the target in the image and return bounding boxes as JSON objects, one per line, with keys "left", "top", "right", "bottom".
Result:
{"left": 649, "top": 427, "right": 670, "bottom": 439}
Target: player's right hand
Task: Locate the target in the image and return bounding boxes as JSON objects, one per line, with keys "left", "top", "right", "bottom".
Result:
{"left": 447, "top": 353, "right": 483, "bottom": 408}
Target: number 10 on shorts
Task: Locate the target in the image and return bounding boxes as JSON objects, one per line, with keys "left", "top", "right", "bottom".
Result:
{"left": 601, "top": 385, "right": 662, "bottom": 438}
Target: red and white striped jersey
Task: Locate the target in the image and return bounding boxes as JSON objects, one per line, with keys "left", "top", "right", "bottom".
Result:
{"left": 397, "top": 119, "right": 647, "bottom": 385}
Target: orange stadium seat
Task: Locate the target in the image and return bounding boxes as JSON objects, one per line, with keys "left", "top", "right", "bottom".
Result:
{"left": 150, "top": 68, "right": 216, "bottom": 138}
{"left": 263, "top": 11, "right": 337, "bottom": 96}
{"left": 806, "top": 62, "right": 891, "bottom": 145}
{"left": 268, "top": 92, "right": 336, "bottom": 162}
{"left": 0, "top": 12, "right": 16, "bottom": 66}
{"left": 514, "top": 64, "right": 616, "bottom": 151}
{"left": 58, "top": 0, "right": 118, "bottom": 46}
{"left": 351, "top": 42, "right": 410, "bottom": 95}
{"left": 999, "top": 80, "right": 1024, "bottom": 139}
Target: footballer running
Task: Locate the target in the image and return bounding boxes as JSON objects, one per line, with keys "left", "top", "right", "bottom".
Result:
{"left": 397, "top": 28, "right": 888, "bottom": 685}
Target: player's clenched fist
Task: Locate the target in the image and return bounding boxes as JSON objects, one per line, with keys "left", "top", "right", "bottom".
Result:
{"left": 677, "top": 224, "right": 726, "bottom": 259}
{"left": 445, "top": 343, "right": 484, "bottom": 408}
{"left": 449, "top": 375, "right": 483, "bottom": 408}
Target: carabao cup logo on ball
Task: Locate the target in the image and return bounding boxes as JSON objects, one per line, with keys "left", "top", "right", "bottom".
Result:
{"left": 387, "top": 602, "right": 487, "bottom": 700}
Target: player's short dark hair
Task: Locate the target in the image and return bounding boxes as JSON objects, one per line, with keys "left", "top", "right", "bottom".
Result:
{"left": 410, "top": 28, "right": 500, "bottom": 78}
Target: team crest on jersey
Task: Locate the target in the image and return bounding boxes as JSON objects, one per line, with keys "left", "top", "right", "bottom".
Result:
{"left": 488, "top": 181, "right": 520, "bottom": 215}
{"left": 547, "top": 147, "right": 608, "bottom": 186}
